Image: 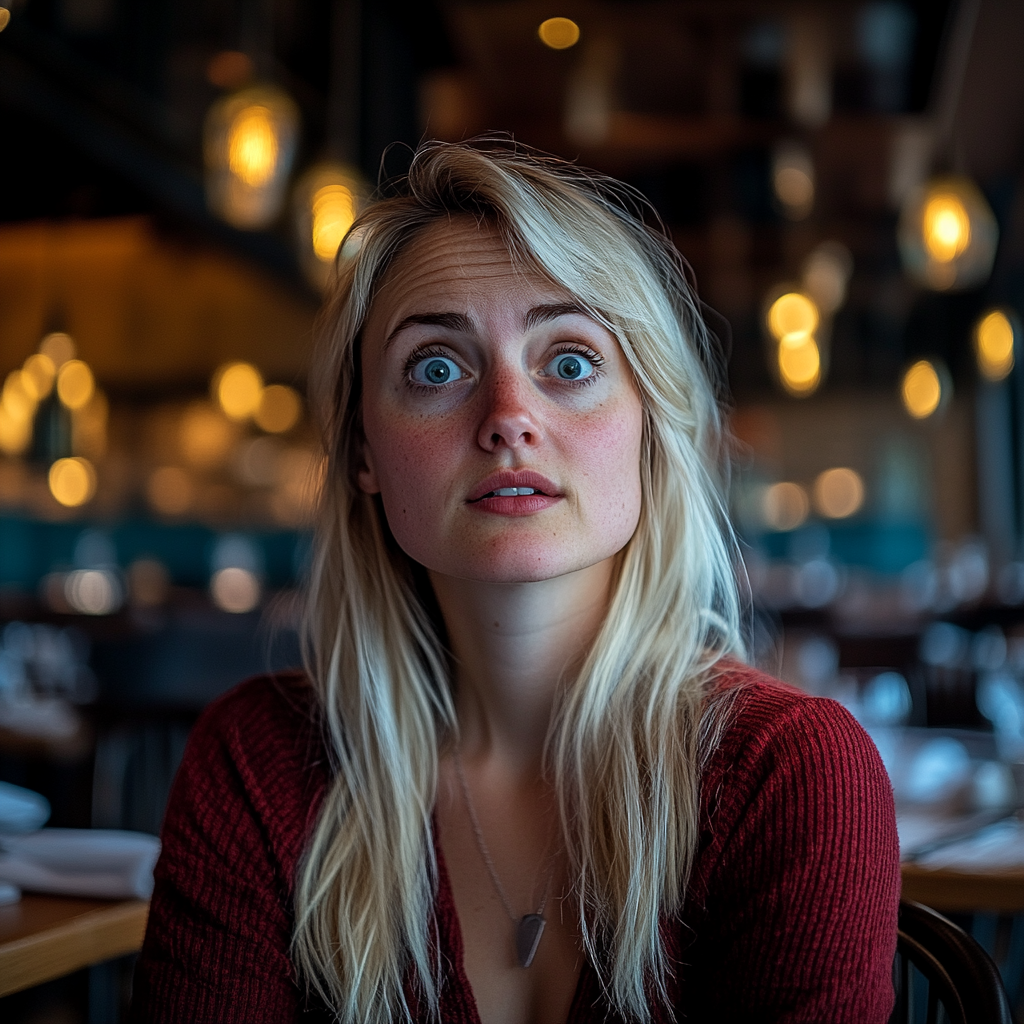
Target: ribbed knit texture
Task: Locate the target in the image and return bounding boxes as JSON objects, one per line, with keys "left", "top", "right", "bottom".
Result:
{"left": 130, "top": 665, "right": 900, "bottom": 1023}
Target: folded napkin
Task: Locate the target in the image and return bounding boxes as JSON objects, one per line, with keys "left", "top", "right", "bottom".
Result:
{"left": 0, "top": 829, "right": 161, "bottom": 899}
{"left": 0, "top": 781, "right": 50, "bottom": 833}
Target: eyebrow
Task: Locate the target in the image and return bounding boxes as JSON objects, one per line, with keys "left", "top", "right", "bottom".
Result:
{"left": 383, "top": 301, "right": 596, "bottom": 350}
{"left": 386, "top": 311, "right": 473, "bottom": 346}
{"left": 522, "top": 301, "right": 593, "bottom": 330}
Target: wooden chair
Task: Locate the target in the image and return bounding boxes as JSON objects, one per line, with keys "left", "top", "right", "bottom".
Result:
{"left": 890, "top": 900, "right": 1014, "bottom": 1024}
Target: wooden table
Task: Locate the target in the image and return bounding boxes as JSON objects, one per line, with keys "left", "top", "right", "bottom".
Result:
{"left": 901, "top": 863, "right": 1024, "bottom": 913}
{"left": 0, "top": 894, "right": 149, "bottom": 998}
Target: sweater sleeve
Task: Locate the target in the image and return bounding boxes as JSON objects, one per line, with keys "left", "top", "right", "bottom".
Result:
{"left": 680, "top": 692, "right": 900, "bottom": 1023}
{"left": 130, "top": 677, "right": 326, "bottom": 1024}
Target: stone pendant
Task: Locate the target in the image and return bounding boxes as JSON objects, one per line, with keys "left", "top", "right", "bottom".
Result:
{"left": 516, "top": 913, "right": 546, "bottom": 968}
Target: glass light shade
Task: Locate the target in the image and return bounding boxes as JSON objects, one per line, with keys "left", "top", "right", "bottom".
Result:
{"left": 204, "top": 85, "right": 299, "bottom": 229}
{"left": 293, "top": 162, "right": 367, "bottom": 291}
{"left": 898, "top": 175, "right": 998, "bottom": 292}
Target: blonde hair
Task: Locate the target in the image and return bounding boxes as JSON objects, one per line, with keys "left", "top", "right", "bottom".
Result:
{"left": 293, "top": 140, "right": 744, "bottom": 1022}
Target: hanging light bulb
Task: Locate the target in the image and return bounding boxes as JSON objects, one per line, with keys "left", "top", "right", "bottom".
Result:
{"left": 898, "top": 175, "right": 998, "bottom": 291}
{"left": 293, "top": 162, "right": 367, "bottom": 290}
{"left": 204, "top": 85, "right": 299, "bottom": 229}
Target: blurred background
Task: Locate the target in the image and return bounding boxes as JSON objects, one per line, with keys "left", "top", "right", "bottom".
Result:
{"left": 0, "top": 0, "right": 1023, "bottom": 1020}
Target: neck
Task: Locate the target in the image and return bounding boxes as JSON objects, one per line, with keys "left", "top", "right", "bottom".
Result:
{"left": 429, "top": 558, "right": 615, "bottom": 773}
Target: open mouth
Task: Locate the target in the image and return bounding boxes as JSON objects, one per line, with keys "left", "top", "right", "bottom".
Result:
{"left": 471, "top": 486, "right": 544, "bottom": 501}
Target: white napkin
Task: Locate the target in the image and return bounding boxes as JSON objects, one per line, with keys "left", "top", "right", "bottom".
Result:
{"left": 0, "top": 829, "right": 160, "bottom": 899}
{"left": 0, "top": 781, "right": 50, "bottom": 833}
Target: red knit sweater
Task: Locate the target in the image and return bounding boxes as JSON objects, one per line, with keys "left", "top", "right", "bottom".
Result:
{"left": 130, "top": 666, "right": 900, "bottom": 1022}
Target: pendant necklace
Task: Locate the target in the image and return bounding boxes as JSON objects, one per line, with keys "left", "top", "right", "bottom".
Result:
{"left": 452, "top": 748, "right": 557, "bottom": 968}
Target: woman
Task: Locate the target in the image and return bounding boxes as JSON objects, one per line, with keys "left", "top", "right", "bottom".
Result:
{"left": 132, "top": 141, "right": 900, "bottom": 1024}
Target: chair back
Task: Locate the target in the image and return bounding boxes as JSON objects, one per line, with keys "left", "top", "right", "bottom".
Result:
{"left": 891, "top": 900, "right": 1013, "bottom": 1024}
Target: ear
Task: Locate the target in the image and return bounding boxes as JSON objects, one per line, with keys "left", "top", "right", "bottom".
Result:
{"left": 356, "top": 439, "right": 381, "bottom": 495}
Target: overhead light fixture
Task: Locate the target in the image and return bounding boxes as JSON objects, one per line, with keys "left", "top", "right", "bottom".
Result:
{"left": 898, "top": 175, "right": 998, "bottom": 291}
{"left": 293, "top": 162, "right": 366, "bottom": 291}
{"left": 204, "top": 85, "right": 299, "bottom": 229}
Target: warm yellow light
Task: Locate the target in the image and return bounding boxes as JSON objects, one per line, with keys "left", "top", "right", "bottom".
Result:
{"left": 0, "top": 9, "right": 10, "bottom": 32}
{"left": 56, "top": 359, "right": 95, "bottom": 410}
{"left": 39, "top": 332, "right": 76, "bottom": 367}
{"left": 311, "top": 184, "right": 356, "bottom": 262}
{"left": 214, "top": 362, "right": 264, "bottom": 420}
{"left": 147, "top": 466, "right": 196, "bottom": 516}
{"left": 538, "top": 17, "right": 580, "bottom": 49}
{"left": 3, "top": 371, "right": 38, "bottom": 422}
{"left": 901, "top": 360, "right": 942, "bottom": 419}
{"left": 227, "top": 105, "right": 278, "bottom": 188}
{"left": 22, "top": 353, "right": 56, "bottom": 400}
{"left": 48, "top": 457, "right": 97, "bottom": 507}
{"left": 975, "top": 309, "right": 1015, "bottom": 382}
{"left": 777, "top": 336, "right": 821, "bottom": 395}
{"left": 767, "top": 292, "right": 819, "bottom": 345}
{"left": 0, "top": 405, "right": 31, "bottom": 456}
{"left": 762, "top": 482, "right": 810, "bottom": 531}
{"left": 179, "top": 401, "right": 236, "bottom": 468}
{"left": 813, "top": 468, "right": 864, "bottom": 519}
{"left": 923, "top": 193, "right": 971, "bottom": 263}
{"left": 254, "top": 384, "right": 302, "bottom": 433}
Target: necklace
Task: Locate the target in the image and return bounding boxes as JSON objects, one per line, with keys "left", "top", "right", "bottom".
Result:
{"left": 452, "top": 749, "right": 556, "bottom": 968}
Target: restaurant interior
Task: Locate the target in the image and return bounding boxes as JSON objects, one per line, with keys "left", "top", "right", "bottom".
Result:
{"left": 0, "top": 0, "right": 1022, "bottom": 1020}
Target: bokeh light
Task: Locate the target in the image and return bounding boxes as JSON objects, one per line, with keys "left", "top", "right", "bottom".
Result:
{"left": 214, "top": 362, "right": 263, "bottom": 420}
{"left": 0, "top": 406, "right": 31, "bottom": 456}
{"left": 813, "top": 468, "right": 865, "bottom": 519}
{"left": 311, "top": 183, "right": 357, "bottom": 262}
{"left": 975, "top": 309, "right": 1016, "bottom": 382}
{"left": 65, "top": 569, "right": 122, "bottom": 615}
{"left": 777, "top": 336, "right": 821, "bottom": 396}
{"left": 254, "top": 384, "right": 302, "bottom": 433}
{"left": 538, "top": 17, "right": 580, "bottom": 49}
{"left": 48, "top": 457, "right": 97, "bottom": 507}
{"left": 56, "top": 359, "right": 95, "bottom": 410}
{"left": 211, "top": 566, "right": 261, "bottom": 613}
{"left": 204, "top": 85, "right": 299, "bottom": 229}
{"left": 901, "top": 359, "right": 943, "bottom": 419}
{"left": 39, "top": 332, "right": 76, "bottom": 367}
{"left": 179, "top": 401, "right": 236, "bottom": 469}
{"left": 0, "top": 9, "right": 10, "bottom": 32}
{"left": 3, "top": 371, "right": 37, "bottom": 422}
{"left": 762, "top": 482, "right": 810, "bottom": 531}
{"left": 923, "top": 192, "right": 971, "bottom": 263}
{"left": 801, "top": 242, "right": 853, "bottom": 315}
{"left": 22, "top": 354, "right": 56, "bottom": 401}
{"left": 772, "top": 142, "right": 815, "bottom": 219}
{"left": 767, "top": 291, "right": 819, "bottom": 345}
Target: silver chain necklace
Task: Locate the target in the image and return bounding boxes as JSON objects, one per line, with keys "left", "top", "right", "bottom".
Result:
{"left": 452, "top": 748, "right": 556, "bottom": 968}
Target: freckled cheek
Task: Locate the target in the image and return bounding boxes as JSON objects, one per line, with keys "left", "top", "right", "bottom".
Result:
{"left": 561, "top": 406, "right": 644, "bottom": 526}
{"left": 369, "top": 416, "right": 465, "bottom": 510}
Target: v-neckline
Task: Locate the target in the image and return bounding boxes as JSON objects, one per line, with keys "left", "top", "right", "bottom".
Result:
{"left": 431, "top": 825, "right": 594, "bottom": 1024}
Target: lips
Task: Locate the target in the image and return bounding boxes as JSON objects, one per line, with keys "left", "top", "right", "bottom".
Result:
{"left": 467, "top": 470, "right": 560, "bottom": 503}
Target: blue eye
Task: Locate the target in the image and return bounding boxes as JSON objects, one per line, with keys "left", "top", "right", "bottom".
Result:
{"left": 545, "top": 352, "right": 595, "bottom": 381}
{"left": 411, "top": 356, "right": 462, "bottom": 386}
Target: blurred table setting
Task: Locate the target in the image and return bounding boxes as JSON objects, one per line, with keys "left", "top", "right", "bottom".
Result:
{"left": 0, "top": 780, "right": 156, "bottom": 998}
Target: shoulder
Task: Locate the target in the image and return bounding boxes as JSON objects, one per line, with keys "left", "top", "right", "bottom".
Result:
{"left": 701, "top": 660, "right": 895, "bottom": 834}
{"left": 168, "top": 671, "right": 331, "bottom": 884}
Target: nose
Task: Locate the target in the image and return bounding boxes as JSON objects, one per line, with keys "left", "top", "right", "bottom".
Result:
{"left": 476, "top": 368, "right": 541, "bottom": 452}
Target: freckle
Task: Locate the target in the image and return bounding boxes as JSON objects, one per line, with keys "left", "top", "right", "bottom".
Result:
{"left": 493, "top": 621, "right": 499, "bottom": 628}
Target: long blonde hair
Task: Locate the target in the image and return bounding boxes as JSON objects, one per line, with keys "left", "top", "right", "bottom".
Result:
{"left": 293, "top": 140, "right": 744, "bottom": 1022}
